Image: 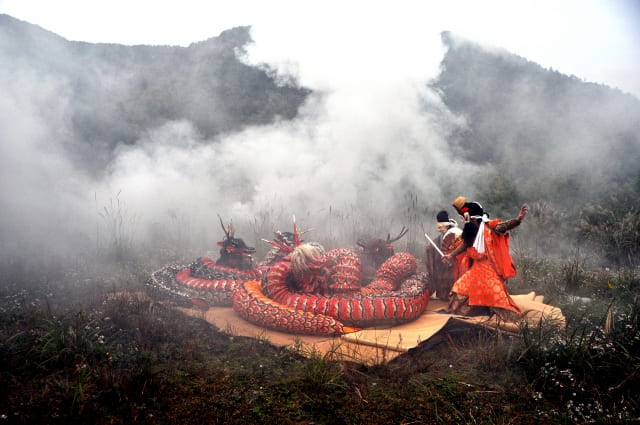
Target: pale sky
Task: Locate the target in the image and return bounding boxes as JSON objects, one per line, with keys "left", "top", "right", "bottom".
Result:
{"left": 1, "top": 0, "right": 639, "bottom": 98}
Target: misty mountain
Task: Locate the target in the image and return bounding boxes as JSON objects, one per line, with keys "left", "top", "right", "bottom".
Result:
{"left": 0, "top": 14, "right": 309, "bottom": 172}
{"left": 431, "top": 31, "right": 640, "bottom": 213}
{"left": 4, "top": 13, "right": 637, "bottom": 204}
{"left": 1, "top": 15, "right": 638, "bottom": 265}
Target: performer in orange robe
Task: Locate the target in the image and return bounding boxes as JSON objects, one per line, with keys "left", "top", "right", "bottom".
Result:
{"left": 444, "top": 200, "right": 529, "bottom": 322}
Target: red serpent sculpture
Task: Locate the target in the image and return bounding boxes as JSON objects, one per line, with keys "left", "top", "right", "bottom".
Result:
{"left": 261, "top": 247, "right": 429, "bottom": 328}
{"left": 232, "top": 280, "right": 357, "bottom": 336}
{"left": 147, "top": 218, "right": 430, "bottom": 336}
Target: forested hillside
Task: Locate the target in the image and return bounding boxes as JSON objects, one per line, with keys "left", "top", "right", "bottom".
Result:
{"left": 0, "top": 14, "right": 309, "bottom": 171}
{"left": 431, "top": 32, "right": 640, "bottom": 265}
{"left": 434, "top": 32, "right": 640, "bottom": 199}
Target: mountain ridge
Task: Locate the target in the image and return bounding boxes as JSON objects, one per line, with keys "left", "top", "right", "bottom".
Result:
{"left": 1, "top": 14, "right": 310, "bottom": 171}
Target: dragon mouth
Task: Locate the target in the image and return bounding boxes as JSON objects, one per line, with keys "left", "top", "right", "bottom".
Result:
{"left": 241, "top": 249, "right": 256, "bottom": 259}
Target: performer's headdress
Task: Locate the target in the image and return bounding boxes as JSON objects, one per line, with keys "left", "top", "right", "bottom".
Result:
{"left": 452, "top": 196, "right": 467, "bottom": 214}
{"left": 436, "top": 210, "right": 457, "bottom": 228}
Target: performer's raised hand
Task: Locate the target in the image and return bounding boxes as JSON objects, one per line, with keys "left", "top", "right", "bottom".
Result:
{"left": 517, "top": 204, "right": 529, "bottom": 222}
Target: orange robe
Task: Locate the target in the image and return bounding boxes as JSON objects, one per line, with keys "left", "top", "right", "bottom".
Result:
{"left": 449, "top": 219, "right": 521, "bottom": 314}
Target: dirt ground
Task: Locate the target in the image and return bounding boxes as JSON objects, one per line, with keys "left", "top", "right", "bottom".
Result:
{"left": 177, "top": 292, "right": 564, "bottom": 365}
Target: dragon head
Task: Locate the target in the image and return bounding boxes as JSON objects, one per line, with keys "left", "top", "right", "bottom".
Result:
{"left": 357, "top": 226, "right": 408, "bottom": 267}
{"left": 216, "top": 215, "right": 256, "bottom": 269}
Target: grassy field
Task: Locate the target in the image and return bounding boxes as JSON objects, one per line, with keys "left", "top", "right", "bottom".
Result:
{"left": 0, "top": 246, "right": 638, "bottom": 424}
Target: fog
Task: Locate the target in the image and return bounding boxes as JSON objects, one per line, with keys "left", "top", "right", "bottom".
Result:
{"left": 0, "top": 12, "right": 638, "bottom": 270}
{"left": 1, "top": 43, "right": 466, "bottom": 265}
{"left": 92, "top": 71, "right": 473, "bottom": 256}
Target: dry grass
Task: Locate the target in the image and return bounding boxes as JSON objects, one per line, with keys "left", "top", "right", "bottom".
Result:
{"left": 1, "top": 210, "right": 639, "bottom": 424}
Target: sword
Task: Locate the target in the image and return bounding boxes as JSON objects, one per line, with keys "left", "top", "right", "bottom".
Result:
{"left": 422, "top": 223, "right": 444, "bottom": 257}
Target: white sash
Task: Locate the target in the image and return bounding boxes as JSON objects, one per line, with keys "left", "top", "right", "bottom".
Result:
{"left": 472, "top": 214, "right": 490, "bottom": 253}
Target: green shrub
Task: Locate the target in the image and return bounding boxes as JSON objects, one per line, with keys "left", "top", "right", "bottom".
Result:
{"left": 517, "top": 298, "right": 640, "bottom": 424}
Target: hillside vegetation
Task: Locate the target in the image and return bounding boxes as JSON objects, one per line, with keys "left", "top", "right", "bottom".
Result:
{"left": 432, "top": 32, "right": 640, "bottom": 267}
{"left": 1, "top": 14, "right": 309, "bottom": 172}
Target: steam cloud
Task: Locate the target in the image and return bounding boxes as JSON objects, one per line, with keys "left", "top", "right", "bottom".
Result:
{"left": 93, "top": 56, "right": 473, "bottom": 254}
{"left": 0, "top": 16, "right": 636, "bottom": 267}
{"left": 0, "top": 18, "right": 487, "bottom": 265}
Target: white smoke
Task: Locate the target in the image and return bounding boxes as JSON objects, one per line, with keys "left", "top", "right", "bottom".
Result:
{"left": 84, "top": 16, "right": 480, "bottom": 258}
{"left": 95, "top": 75, "right": 473, "bottom": 256}
{"left": 2, "top": 1, "right": 637, "bottom": 265}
